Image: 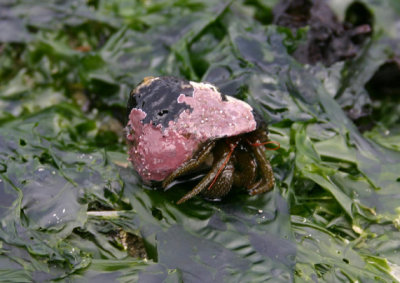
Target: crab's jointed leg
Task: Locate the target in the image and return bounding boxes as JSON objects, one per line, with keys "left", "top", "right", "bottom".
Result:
{"left": 176, "top": 141, "right": 234, "bottom": 204}
{"left": 162, "top": 141, "right": 216, "bottom": 189}
{"left": 248, "top": 145, "right": 275, "bottom": 195}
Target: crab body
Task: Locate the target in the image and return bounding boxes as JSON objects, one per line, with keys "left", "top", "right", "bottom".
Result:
{"left": 126, "top": 76, "right": 276, "bottom": 203}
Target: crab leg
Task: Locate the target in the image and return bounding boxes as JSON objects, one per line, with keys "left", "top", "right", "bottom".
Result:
{"left": 176, "top": 142, "right": 232, "bottom": 204}
{"left": 248, "top": 145, "right": 275, "bottom": 195}
{"left": 232, "top": 149, "right": 257, "bottom": 188}
{"left": 162, "top": 141, "right": 215, "bottom": 189}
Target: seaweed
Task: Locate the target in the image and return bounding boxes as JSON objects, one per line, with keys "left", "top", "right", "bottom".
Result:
{"left": 0, "top": 0, "right": 399, "bottom": 282}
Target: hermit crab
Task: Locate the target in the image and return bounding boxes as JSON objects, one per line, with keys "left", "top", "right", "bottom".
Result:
{"left": 126, "top": 76, "right": 279, "bottom": 204}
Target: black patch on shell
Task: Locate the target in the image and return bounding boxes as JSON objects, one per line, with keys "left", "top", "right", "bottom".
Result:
{"left": 220, "top": 92, "right": 228, "bottom": 101}
{"left": 127, "top": 77, "right": 194, "bottom": 128}
{"left": 251, "top": 109, "right": 267, "bottom": 131}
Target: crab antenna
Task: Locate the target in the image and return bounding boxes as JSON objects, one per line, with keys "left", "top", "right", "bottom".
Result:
{"left": 248, "top": 140, "right": 280, "bottom": 150}
{"left": 207, "top": 142, "right": 237, "bottom": 191}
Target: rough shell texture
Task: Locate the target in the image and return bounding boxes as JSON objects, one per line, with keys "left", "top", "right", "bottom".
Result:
{"left": 126, "top": 76, "right": 259, "bottom": 182}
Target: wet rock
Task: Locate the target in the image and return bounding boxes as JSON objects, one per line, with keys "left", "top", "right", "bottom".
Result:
{"left": 273, "top": 0, "right": 372, "bottom": 66}
{"left": 366, "top": 59, "right": 400, "bottom": 100}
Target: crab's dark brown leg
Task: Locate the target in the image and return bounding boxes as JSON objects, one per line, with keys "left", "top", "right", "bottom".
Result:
{"left": 162, "top": 141, "right": 215, "bottom": 189}
{"left": 248, "top": 145, "right": 275, "bottom": 195}
{"left": 232, "top": 148, "right": 257, "bottom": 188}
{"left": 176, "top": 141, "right": 234, "bottom": 204}
{"left": 201, "top": 160, "right": 234, "bottom": 200}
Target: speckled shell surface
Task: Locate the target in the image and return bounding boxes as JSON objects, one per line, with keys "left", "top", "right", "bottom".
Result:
{"left": 126, "top": 77, "right": 258, "bottom": 182}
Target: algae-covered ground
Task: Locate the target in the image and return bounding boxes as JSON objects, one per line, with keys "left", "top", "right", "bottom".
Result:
{"left": 1, "top": 0, "right": 400, "bottom": 282}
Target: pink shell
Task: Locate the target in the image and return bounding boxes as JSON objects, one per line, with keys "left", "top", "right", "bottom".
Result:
{"left": 127, "top": 81, "right": 257, "bottom": 182}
